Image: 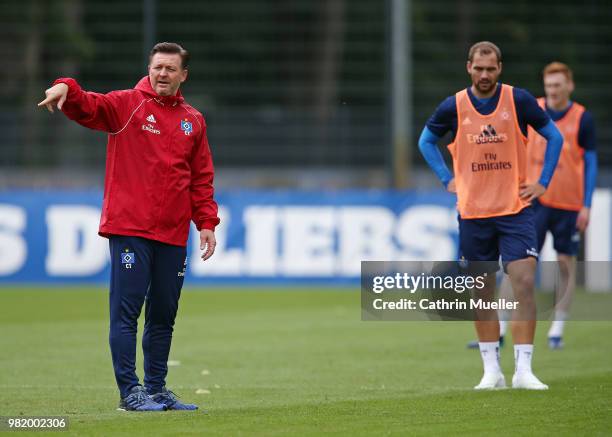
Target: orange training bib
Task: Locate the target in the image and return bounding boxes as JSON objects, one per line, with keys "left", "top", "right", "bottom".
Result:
{"left": 526, "top": 99, "right": 585, "bottom": 211}
{"left": 448, "top": 84, "right": 530, "bottom": 219}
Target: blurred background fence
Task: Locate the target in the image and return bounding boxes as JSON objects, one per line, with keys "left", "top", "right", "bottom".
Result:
{"left": 1, "top": 0, "right": 610, "bottom": 188}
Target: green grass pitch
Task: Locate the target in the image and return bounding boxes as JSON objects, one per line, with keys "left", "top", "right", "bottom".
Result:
{"left": 1, "top": 287, "right": 610, "bottom": 436}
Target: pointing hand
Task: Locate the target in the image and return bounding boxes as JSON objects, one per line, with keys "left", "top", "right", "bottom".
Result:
{"left": 38, "top": 83, "right": 69, "bottom": 113}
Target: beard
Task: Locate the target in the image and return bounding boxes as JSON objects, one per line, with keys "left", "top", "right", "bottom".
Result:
{"left": 475, "top": 80, "right": 494, "bottom": 94}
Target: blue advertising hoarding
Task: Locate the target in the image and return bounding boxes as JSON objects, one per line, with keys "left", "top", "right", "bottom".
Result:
{"left": 1, "top": 189, "right": 610, "bottom": 286}
{"left": 0, "top": 190, "right": 459, "bottom": 284}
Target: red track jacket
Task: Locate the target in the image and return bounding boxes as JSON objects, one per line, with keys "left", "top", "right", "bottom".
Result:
{"left": 55, "top": 76, "right": 220, "bottom": 247}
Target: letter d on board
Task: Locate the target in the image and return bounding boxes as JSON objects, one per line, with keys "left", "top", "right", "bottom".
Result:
{"left": 46, "top": 206, "right": 107, "bottom": 276}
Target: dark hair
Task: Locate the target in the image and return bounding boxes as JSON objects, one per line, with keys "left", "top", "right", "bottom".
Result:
{"left": 149, "top": 42, "right": 190, "bottom": 69}
{"left": 468, "top": 41, "right": 502, "bottom": 63}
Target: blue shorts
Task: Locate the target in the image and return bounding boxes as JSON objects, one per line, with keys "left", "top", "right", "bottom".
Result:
{"left": 458, "top": 207, "right": 539, "bottom": 270}
{"left": 532, "top": 199, "right": 580, "bottom": 256}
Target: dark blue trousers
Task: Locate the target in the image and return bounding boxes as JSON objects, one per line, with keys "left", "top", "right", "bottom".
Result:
{"left": 108, "top": 236, "right": 187, "bottom": 398}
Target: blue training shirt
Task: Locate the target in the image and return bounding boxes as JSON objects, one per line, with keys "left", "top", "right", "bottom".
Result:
{"left": 426, "top": 83, "right": 551, "bottom": 139}
{"left": 420, "top": 82, "right": 564, "bottom": 188}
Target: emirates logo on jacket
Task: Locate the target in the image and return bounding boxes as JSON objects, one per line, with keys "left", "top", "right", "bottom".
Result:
{"left": 142, "top": 123, "right": 160, "bottom": 135}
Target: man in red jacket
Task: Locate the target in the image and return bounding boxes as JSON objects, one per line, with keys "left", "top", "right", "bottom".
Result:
{"left": 39, "top": 42, "right": 219, "bottom": 411}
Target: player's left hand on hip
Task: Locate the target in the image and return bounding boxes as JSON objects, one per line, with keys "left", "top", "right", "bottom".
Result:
{"left": 200, "top": 229, "right": 216, "bottom": 261}
{"left": 576, "top": 207, "right": 590, "bottom": 232}
{"left": 519, "top": 183, "right": 545, "bottom": 202}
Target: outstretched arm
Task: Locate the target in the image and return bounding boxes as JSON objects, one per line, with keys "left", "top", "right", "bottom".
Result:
{"left": 37, "top": 78, "right": 125, "bottom": 133}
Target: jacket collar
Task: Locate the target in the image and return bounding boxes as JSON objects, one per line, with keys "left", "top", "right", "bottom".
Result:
{"left": 135, "top": 76, "right": 185, "bottom": 106}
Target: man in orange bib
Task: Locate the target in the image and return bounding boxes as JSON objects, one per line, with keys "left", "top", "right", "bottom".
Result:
{"left": 526, "top": 62, "right": 598, "bottom": 349}
{"left": 418, "top": 42, "right": 563, "bottom": 390}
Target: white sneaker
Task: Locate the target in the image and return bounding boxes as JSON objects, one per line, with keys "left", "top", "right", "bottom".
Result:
{"left": 474, "top": 372, "right": 506, "bottom": 390}
{"left": 512, "top": 372, "right": 549, "bottom": 390}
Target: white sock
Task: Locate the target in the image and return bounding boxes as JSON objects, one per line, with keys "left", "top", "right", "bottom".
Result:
{"left": 548, "top": 320, "right": 565, "bottom": 337}
{"left": 499, "top": 320, "right": 508, "bottom": 337}
{"left": 498, "top": 310, "right": 511, "bottom": 337}
{"left": 514, "top": 344, "right": 534, "bottom": 374}
{"left": 548, "top": 311, "right": 568, "bottom": 337}
{"left": 479, "top": 341, "right": 501, "bottom": 373}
